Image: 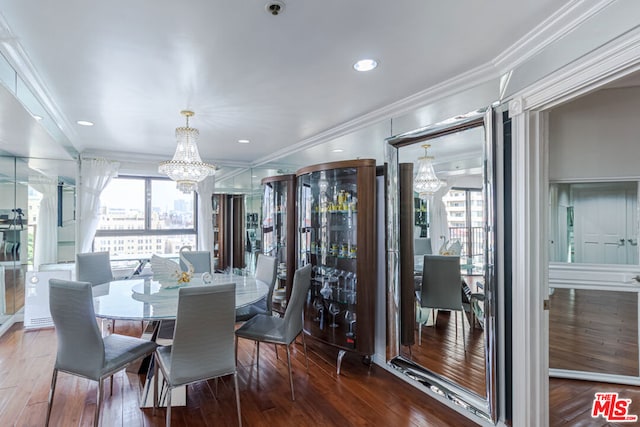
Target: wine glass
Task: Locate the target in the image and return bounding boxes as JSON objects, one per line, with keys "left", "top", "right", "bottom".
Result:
{"left": 313, "top": 296, "right": 324, "bottom": 322}
{"left": 328, "top": 303, "right": 340, "bottom": 328}
{"left": 345, "top": 311, "right": 356, "bottom": 338}
{"left": 320, "top": 281, "right": 333, "bottom": 299}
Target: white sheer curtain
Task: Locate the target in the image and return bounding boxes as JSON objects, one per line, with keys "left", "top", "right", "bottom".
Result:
{"left": 31, "top": 176, "right": 58, "bottom": 269}
{"left": 196, "top": 175, "right": 215, "bottom": 262}
{"left": 77, "top": 158, "right": 119, "bottom": 253}
{"left": 428, "top": 179, "right": 456, "bottom": 254}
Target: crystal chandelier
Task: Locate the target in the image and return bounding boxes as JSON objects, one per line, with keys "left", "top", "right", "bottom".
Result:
{"left": 159, "top": 110, "right": 216, "bottom": 193}
{"left": 414, "top": 144, "right": 444, "bottom": 199}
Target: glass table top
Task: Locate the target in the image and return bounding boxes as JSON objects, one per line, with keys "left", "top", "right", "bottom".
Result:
{"left": 92, "top": 273, "right": 269, "bottom": 321}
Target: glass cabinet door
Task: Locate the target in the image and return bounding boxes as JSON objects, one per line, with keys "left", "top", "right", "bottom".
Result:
{"left": 261, "top": 174, "right": 296, "bottom": 305}
{"left": 297, "top": 159, "right": 376, "bottom": 359}
{"left": 211, "top": 194, "right": 223, "bottom": 271}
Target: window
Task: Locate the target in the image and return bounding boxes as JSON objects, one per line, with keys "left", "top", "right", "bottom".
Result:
{"left": 94, "top": 176, "right": 197, "bottom": 258}
{"left": 443, "top": 187, "right": 484, "bottom": 266}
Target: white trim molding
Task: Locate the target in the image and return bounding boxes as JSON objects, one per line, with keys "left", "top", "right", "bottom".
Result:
{"left": 510, "top": 107, "right": 549, "bottom": 427}
{"left": 516, "top": 27, "right": 640, "bottom": 111}
{"left": 493, "top": 0, "right": 617, "bottom": 74}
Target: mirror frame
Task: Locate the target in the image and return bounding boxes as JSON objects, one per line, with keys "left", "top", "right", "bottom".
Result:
{"left": 384, "top": 107, "right": 497, "bottom": 423}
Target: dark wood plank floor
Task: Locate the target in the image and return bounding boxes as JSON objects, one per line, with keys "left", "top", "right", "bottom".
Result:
{"left": 550, "top": 378, "right": 640, "bottom": 426}
{"left": 0, "top": 321, "right": 478, "bottom": 427}
{"left": 400, "top": 310, "right": 486, "bottom": 397}
{"left": 549, "top": 288, "right": 640, "bottom": 426}
{"left": 549, "top": 288, "right": 638, "bottom": 376}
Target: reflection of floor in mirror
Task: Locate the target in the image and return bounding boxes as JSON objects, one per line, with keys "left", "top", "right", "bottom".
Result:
{"left": 549, "top": 287, "right": 640, "bottom": 425}
{"left": 401, "top": 309, "right": 486, "bottom": 397}
{"left": 550, "top": 288, "right": 638, "bottom": 376}
{"left": 550, "top": 377, "right": 640, "bottom": 426}
{"left": 2, "top": 264, "right": 25, "bottom": 317}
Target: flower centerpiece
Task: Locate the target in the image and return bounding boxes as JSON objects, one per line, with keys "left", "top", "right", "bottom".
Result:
{"left": 151, "top": 246, "right": 195, "bottom": 288}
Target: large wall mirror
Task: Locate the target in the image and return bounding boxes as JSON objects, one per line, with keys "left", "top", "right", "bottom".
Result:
{"left": 0, "top": 155, "right": 76, "bottom": 328}
{"left": 385, "top": 108, "right": 497, "bottom": 423}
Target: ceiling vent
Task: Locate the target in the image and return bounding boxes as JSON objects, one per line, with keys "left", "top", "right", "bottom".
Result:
{"left": 265, "top": 1, "right": 285, "bottom": 16}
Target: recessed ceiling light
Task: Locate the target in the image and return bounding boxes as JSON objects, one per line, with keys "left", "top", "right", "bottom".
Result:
{"left": 238, "top": 139, "right": 250, "bottom": 144}
{"left": 32, "top": 115, "right": 43, "bottom": 121}
{"left": 77, "top": 120, "right": 94, "bottom": 126}
{"left": 332, "top": 148, "right": 344, "bottom": 153}
{"left": 251, "top": 175, "right": 257, "bottom": 178}
{"left": 353, "top": 59, "right": 378, "bottom": 72}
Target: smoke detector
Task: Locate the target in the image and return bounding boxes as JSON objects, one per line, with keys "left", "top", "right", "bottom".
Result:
{"left": 265, "top": 1, "right": 285, "bottom": 16}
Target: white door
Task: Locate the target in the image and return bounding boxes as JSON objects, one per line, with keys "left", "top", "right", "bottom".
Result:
{"left": 573, "top": 186, "right": 629, "bottom": 264}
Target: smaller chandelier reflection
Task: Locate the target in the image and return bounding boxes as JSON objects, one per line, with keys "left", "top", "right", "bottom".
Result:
{"left": 159, "top": 110, "right": 216, "bottom": 193}
{"left": 414, "top": 144, "right": 444, "bottom": 200}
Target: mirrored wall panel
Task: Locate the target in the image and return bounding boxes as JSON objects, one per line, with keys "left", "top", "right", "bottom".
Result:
{"left": 549, "top": 182, "right": 638, "bottom": 265}
{"left": 0, "top": 156, "right": 76, "bottom": 327}
{"left": 385, "top": 108, "right": 497, "bottom": 423}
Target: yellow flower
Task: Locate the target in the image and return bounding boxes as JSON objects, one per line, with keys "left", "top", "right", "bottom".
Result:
{"left": 177, "top": 271, "right": 192, "bottom": 283}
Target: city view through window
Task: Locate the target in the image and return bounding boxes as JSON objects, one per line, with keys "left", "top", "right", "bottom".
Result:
{"left": 94, "top": 177, "right": 196, "bottom": 261}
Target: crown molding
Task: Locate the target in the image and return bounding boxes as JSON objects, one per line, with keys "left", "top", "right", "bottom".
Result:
{"left": 252, "top": 61, "right": 498, "bottom": 168}
{"left": 254, "top": 0, "right": 619, "bottom": 168}
{"left": 81, "top": 149, "right": 251, "bottom": 170}
{"left": 492, "top": 0, "right": 617, "bottom": 74}
{"left": 516, "top": 27, "right": 640, "bottom": 111}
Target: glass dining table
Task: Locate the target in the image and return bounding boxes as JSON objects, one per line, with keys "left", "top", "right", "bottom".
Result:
{"left": 92, "top": 273, "right": 269, "bottom": 321}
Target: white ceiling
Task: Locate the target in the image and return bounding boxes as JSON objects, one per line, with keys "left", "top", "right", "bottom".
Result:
{"left": 0, "top": 0, "right": 570, "bottom": 173}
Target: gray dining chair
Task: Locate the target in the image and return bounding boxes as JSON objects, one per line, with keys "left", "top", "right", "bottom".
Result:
{"left": 77, "top": 251, "right": 120, "bottom": 332}
{"left": 178, "top": 250, "right": 212, "bottom": 273}
{"left": 414, "top": 237, "right": 432, "bottom": 256}
{"left": 416, "top": 254, "right": 466, "bottom": 351}
{"left": 235, "top": 263, "right": 311, "bottom": 401}
{"left": 76, "top": 251, "right": 114, "bottom": 285}
{"left": 46, "top": 279, "right": 157, "bottom": 427}
{"left": 154, "top": 283, "right": 240, "bottom": 427}
{"left": 235, "top": 254, "right": 277, "bottom": 322}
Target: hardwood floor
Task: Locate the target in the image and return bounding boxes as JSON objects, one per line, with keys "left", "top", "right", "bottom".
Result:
{"left": 549, "top": 288, "right": 640, "bottom": 426}
{"left": 550, "top": 378, "right": 640, "bottom": 426}
{"left": 400, "top": 310, "right": 486, "bottom": 397}
{"left": 0, "top": 321, "right": 478, "bottom": 427}
{"left": 549, "top": 288, "right": 638, "bottom": 376}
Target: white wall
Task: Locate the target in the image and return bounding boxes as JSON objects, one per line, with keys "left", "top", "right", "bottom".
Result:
{"left": 549, "top": 86, "right": 640, "bottom": 181}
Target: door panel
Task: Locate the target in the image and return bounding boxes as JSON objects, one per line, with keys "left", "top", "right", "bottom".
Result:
{"left": 574, "top": 187, "right": 627, "bottom": 264}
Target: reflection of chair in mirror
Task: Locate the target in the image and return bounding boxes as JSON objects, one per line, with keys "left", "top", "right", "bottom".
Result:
{"left": 154, "top": 284, "right": 241, "bottom": 427}
{"left": 3, "top": 229, "right": 21, "bottom": 258}
{"left": 416, "top": 255, "right": 466, "bottom": 351}
{"left": 414, "top": 237, "right": 432, "bottom": 256}
{"left": 235, "top": 254, "right": 277, "bottom": 322}
{"left": 179, "top": 250, "right": 211, "bottom": 273}
{"left": 46, "top": 279, "right": 157, "bottom": 427}
{"left": 413, "top": 237, "right": 432, "bottom": 292}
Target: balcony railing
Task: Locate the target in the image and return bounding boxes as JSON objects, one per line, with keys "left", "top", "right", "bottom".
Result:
{"left": 448, "top": 226, "right": 484, "bottom": 263}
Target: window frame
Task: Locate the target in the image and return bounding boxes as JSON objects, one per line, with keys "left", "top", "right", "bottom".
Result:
{"left": 94, "top": 175, "right": 198, "bottom": 240}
